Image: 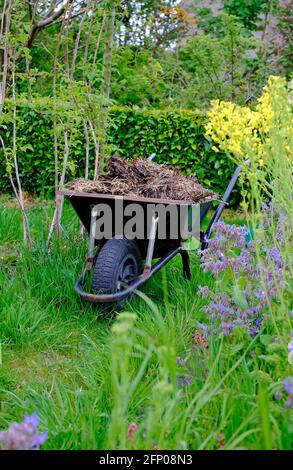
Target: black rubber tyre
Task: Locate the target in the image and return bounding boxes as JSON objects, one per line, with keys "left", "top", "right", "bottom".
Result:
{"left": 92, "top": 238, "right": 142, "bottom": 300}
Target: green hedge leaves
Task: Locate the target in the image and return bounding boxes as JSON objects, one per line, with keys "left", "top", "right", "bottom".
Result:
{"left": 0, "top": 107, "right": 240, "bottom": 204}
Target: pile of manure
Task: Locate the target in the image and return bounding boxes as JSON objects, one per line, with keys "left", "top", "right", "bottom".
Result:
{"left": 69, "top": 155, "right": 218, "bottom": 204}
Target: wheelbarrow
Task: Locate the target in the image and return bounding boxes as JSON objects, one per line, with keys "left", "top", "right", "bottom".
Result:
{"left": 60, "top": 156, "right": 241, "bottom": 305}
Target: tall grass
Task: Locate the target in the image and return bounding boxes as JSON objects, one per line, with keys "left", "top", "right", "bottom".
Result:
{"left": 0, "top": 202, "right": 291, "bottom": 449}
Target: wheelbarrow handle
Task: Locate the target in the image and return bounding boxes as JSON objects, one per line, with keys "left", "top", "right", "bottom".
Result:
{"left": 202, "top": 166, "right": 241, "bottom": 250}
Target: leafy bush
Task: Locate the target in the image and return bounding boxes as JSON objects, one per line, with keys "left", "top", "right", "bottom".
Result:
{"left": 223, "top": 0, "right": 273, "bottom": 30}
{"left": 178, "top": 14, "right": 265, "bottom": 107}
{"left": 0, "top": 107, "right": 56, "bottom": 195}
{"left": 205, "top": 76, "right": 282, "bottom": 165}
{"left": 109, "top": 107, "right": 238, "bottom": 201}
{"left": 0, "top": 106, "right": 240, "bottom": 203}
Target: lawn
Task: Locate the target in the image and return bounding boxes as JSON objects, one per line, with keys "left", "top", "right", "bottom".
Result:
{"left": 0, "top": 196, "right": 291, "bottom": 450}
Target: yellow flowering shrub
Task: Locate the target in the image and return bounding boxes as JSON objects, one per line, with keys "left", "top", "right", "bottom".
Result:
{"left": 205, "top": 76, "right": 289, "bottom": 166}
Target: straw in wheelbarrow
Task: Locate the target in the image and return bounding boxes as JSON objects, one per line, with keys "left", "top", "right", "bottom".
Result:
{"left": 69, "top": 155, "right": 218, "bottom": 204}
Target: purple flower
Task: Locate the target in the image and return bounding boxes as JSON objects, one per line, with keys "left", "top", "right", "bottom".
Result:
{"left": 268, "top": 247, "right": 283, "bottom": 269}
{"left": 198, "top": 204, "right": 290, "bottom": 338}
{"left": 285, "top": 395, "right": 293, "bottom": 409}
{"left": 283, "top": 377, "right": 293, "bottom": 395}
{"left": 274, "top": 391, "right": 282, "bottom": 401}
{"left": 176, "top": 357, "right": 193, "bottom": 388}
{"left": 254, "top": 288, "right": 266, "bottom": 300}
{"left": 177, "top": 374, "right": 192, "bottom": 388}
{"left": 198, "top": 285, "right": 211, "bottom": 299}
{"left": 198, "top": 322, "right": 210, "bottom": 336}
{"left": 177, "top": 356, "right": 193, "bottom": 373}
{"left": 280, "top": 376, "right": 293, "bottom": 409}
{"left": 221, "top": 321, "right": 235, "bottom": 336}
{"left": 0, "top": 413, "right": 47, "bottom": 450}
{"left": 253, "top": 318, "right": 263, "bottom": 327}
{"left": 24, "top": 412, "right": 39, "bottom": 428}
{"left": 249, "top": 327, "right": 260, "bottom": 336}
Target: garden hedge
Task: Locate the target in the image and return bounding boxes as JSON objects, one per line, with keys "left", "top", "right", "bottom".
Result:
{"left": 0, "top": 107, "right": 240, "bottom": 204}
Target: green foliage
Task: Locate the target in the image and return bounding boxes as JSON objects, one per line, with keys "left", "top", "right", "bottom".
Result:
{"left": 111, "top": 48, "right": 167, "bottom": 107}
{"left": 109, "top": 107, "right": 239, "bottom": 201}
{"left": 110, "top": 14, "right": 273, "bottom": 109}
{"left": 178, "top": 14, "right": 268, "bottom": 106}
{"left": 13, "top": 8, "right": 275, "bottom": 110}
{"left": 106, "top": 14, "right": 274, "bottom": 110}
{"left": 0, "top": 106, "right": 239, "bottom": 203}
{"left": 222, "top": 0, "right": 278, "bottom": 31}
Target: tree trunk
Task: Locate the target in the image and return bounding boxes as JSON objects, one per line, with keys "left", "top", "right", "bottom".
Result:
{"left": 0, "top": 0, "right": 12, "bottom": 113}
{"left": 98, "top": 2, "right": 116, "bottom": 175}
{"left": 47, "top": 127, "right": 69, "bottom": 243}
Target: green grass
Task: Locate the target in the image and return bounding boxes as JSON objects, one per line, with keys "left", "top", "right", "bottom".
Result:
{"left": 0, "top": 197, "right": 292, "bottom": 450}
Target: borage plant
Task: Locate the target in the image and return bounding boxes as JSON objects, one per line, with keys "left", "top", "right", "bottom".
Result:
{"left": 198, "top": 202, "right": 291, "bottom": 338}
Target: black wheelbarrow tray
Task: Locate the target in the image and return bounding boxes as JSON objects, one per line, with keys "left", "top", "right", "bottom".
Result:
{"left": 59, "top": 166, "right": 241, "bottom": 304}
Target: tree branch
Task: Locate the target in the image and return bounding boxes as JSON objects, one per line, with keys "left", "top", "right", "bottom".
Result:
{"left": 16, "top": 1, "right": 75, "bottom": 60}
{"left": 37, "top": 0, "right": 73, "bottom": 28}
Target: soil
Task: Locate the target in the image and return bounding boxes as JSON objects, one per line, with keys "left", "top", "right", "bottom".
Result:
{"left": 69, "top": 155, "right": 218, "bottom": 204}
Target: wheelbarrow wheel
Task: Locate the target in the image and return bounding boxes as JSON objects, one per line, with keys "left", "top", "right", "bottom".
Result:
{"left": 92, "top": 238, "right": 142, "bottom": 302}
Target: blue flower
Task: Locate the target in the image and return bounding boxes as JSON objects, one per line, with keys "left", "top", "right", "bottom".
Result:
{"left": 0, "top": 413, "right": 47, "bottom": 450}
{"left": 283, "top": 377, "right": 293, "bottom": 395}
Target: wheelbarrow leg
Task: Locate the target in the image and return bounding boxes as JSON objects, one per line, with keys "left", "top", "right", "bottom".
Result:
{"left": 180, "top": 250, "right": 191, "bottom": 280}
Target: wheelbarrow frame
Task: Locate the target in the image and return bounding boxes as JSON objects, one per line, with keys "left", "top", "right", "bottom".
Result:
{"left": 60, "top": 164, "right": 241, "bottom": 304}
